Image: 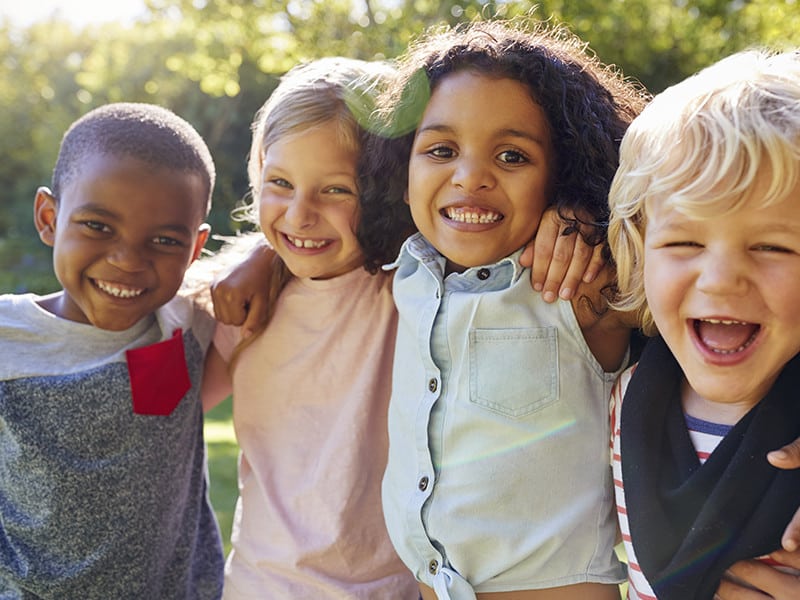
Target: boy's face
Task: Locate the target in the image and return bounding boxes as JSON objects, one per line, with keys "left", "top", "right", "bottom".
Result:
{"left": 258, "top": 120, "right": 364, "bottom": 280}
{"left": 35, "top": 154, "right": 209, "bottom": 331}
{"left": 407, "top": 70, "right": 554, "bottom": 273}
{"left": 644, "top": 176, "right": 800, "bottom": 422}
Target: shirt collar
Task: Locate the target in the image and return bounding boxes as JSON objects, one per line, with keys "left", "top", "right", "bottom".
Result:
{"left": 386, "top": 233, "right": 526, "bottom": 291}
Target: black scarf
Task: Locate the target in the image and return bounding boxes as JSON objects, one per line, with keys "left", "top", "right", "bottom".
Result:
{"left": 621, "top": 336, "right": 800, "bottom": 600}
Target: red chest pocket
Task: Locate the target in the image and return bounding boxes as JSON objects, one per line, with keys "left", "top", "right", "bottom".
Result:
{"left": 126, "top": 328, "right": 191, "bottom": 416}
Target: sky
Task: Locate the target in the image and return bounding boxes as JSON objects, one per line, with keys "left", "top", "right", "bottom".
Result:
{"left": 0, "top": 0, "right": 147, "bottom": 27}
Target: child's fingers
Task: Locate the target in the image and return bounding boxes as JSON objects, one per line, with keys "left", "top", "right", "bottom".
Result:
{"left": 210, "top": 281, "right": 249, "bottom": 326}
{"left": 768, "top": 437, "right": 800, "bottom": 470}
{"left": 780, "top": 508, "right": 800, "bottom": 552}
{"left": 533, "top": 225, "right": 579, "bottom": 302}
{"left": 240, "top": 295, "right": 269, "bottom": 339}
{"left": 525, "top": 209, "right": 605, "bottom": 302}
{"left": 552, "top": 235, "right": 596, "bottom": 301}
{"left": 714, "top": 578, "right": 771, "bottom": 600}
{"left": 770, "top": 547, "right": 800, "bottom": 569}
{"left": 582, "top": 243, "right": 607, "bottom": 284}
{"left": 717, "top": 559, "right": 800, "bottom": 599}
{"left": 527, "top": 212, "right": 560, "bottom": 294}
{"left": 768, "top": 436, "right": 800, "bottom": 551}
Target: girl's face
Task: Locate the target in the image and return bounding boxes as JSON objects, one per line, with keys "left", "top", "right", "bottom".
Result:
{"left": 258, "top": 121, "right": 364, "bottom": 280}
{"left": 644, "top": 174, "right": 800, "bottom": 423}
{"left": 407, "top": 70, "right": 554, "bottom": 273}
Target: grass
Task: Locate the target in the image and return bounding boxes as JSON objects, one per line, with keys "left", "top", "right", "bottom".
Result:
{"left": 204, "top": 396, "right": 239, "bottom": 557}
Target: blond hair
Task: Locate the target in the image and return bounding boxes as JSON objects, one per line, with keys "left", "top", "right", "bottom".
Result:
{"left": 227, "top": 57, "right": 394, "bottom": 363}
{"left": 608, "top": 49, "right": 800, "bottom": 334}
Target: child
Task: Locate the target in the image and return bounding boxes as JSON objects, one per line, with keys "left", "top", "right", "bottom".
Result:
{"left": 608, "top": 49, "right": 800, "bottom": 600}
{"left": 203, "top": 54, "right": 608, "bottom": 598}
{"left": 369, "top": 19, "right": 648, "bottom": 600}
{"left": 201, "top": 57, "right": 421, "bottom": 599}
{"left": 0, "top": 103, "right": 224, "bottom": 599}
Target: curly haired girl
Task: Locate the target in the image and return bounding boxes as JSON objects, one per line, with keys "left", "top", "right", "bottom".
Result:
{"left": 369, "top": 19, "right": 647, "bottom": 600}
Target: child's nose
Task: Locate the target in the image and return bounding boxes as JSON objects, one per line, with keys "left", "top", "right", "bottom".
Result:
{"left": 451, "top": 156, "right": 495, "bottom": 193}
{"left": 284, "top": 193, "right": 317, "bottom": 229}
{"left": 107, "top": 241, "right": 148, "bottom": 272}
{"left": 696, "top": 254, "right": 748, "bottom": 296}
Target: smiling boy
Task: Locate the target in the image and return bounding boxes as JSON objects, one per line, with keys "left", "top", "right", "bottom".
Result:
{"left": 0, "top": 103, "right": 224, "bottom": 599}
{"left": 608, "top": 49, "right": 800, "bottom": 600}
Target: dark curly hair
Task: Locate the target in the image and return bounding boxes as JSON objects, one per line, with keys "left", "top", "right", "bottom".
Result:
{"left": 360, "top": 18, "right": 650, "bottom": 258}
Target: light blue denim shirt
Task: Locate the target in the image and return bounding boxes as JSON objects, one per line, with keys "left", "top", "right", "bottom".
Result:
{"left": 382, "top": 234, "right": 625, "bottom": 599}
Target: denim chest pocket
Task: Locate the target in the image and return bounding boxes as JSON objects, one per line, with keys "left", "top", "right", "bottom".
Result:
{"left": 468, "top": 327, "right": 558, "bottom": 418}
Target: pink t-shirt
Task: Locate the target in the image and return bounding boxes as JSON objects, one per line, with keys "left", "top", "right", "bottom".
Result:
{"left": 215, "top": 268, "right": 418, "bottom": 599}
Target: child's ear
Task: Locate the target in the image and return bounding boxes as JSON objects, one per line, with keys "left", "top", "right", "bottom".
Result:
{"left": 34, "top": 187, "right": 58, "bottom": 247}
{"left": 404, "top": 189, "right": 410, "bottom": 205}
{"left": 190, "top": 223, "right": 211, "bottom": 262}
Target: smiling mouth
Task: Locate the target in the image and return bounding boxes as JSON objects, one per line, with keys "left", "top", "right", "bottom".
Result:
{"left": 443, "top": 206, "right": 503, "bottom": 224}
{"left": 694, "top": 318, "right": 760, "bottom": 354}
{"left": 285, "top": 234, "right": 331, "bottom": 249}
{"left": 93, "top": 279, "right": 145, "bottom": 299}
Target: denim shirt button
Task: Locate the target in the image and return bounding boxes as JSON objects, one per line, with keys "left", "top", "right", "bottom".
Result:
{"left": 428, "top": 378, "right": 438, "bottom": 393}
{"left": 418, "top": 476, "right": 429, "bottom": 491}
{"left": 428, "top": 559, "right": 439, "bottom": 574}
{"left": 477, "top": 268, "right": 490, "bottom": 280}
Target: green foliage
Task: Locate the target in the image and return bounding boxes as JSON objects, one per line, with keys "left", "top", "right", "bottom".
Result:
{"left": 204, "top": 395, "right": 238, "bottom": 557}
{"left": 1, "top": 0, "right": 799, "bottom": 293}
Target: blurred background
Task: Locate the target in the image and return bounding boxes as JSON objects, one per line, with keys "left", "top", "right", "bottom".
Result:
{"left": 1, "top": 0, "right": 798, "bottom": 295}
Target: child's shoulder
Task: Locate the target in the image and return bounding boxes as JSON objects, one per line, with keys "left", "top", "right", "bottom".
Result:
{"left": 0, "top": 292, "right": 49, "bottom": 335}
{"left": 157, "top": 294, "right": 216, "bottom": 354}
{"left": 0, "top": 290, "right": 40, "bottom": 307}
{"left": 0, "top": 293, "right": 75, "bottom": 382}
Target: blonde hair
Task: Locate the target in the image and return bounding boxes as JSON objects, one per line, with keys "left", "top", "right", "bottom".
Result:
{"left": 227, "top": 57, "right": 393, "bottom": 363}
{"left": 242, "top": 57, "right": 392, "bottom": 219}
{"left": 608, "top": 48, "right": 800, "bottom": 334}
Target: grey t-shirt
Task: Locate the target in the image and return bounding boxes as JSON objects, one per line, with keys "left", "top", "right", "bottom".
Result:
{"left": 0, "top": 293, "right": 223, "bottom": 599}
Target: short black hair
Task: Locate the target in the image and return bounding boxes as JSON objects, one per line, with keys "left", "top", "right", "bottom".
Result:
{"left": 52, "top": 102, "right": 215, "bottom": 215}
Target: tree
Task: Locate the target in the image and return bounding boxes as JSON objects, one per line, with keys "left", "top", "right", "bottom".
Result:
{"left": 1, "top": 0, "right": 798, "bottom": 293}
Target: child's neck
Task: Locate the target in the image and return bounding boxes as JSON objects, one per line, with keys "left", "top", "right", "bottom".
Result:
{"left": 680, "top": 378, "right": 758, "bottom": 426}
{"left": 445, "top": 259, "right": 466, "bottom": 276}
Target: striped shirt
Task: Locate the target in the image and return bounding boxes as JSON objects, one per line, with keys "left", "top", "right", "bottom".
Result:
{"left": 610, "top": 366, "right": 731, "bottom": 600}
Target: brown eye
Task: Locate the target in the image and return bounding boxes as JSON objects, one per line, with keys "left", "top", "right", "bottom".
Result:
{"left": 429, "top": 146, "right": 455, "bottom": 159}
{"left": 82, "top": 220, "right": 111, "bottom": 233}
{"left": 498, "top": 150, "right": 527, "bottom": 164}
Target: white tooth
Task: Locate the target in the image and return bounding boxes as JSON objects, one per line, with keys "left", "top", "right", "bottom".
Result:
{"left": 446, "top": 208, "right": 501, "bottom": 224}
{"left": 704, "top": 318, "right": 744, "bottom": 326}
{"left": 97, "top": 280, "right": 143, "bottom": 298}
{"left": 288, "top": 235, "right": 327, "bottom": 249}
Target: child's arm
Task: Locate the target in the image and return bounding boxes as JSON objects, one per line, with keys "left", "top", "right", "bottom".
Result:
{"left": 710, "top": 445, "right": 800, "bottom": 598}
{"left": 520, "top": 207, "right": 606, "bottom": 302}
{"left": 202, "top": 343, "right": 232, "bottom": 412}
{"left": 213, "top": 209, "right": 602, "bottom": 332}
{"left": 572, "top": 265, "right": 634, "bottom": 373}
{"left": 715, "top": 550, "right": 800, "bottom": 599}
{"left": 211, "top": 237, "right": 277, "bottom": 336}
